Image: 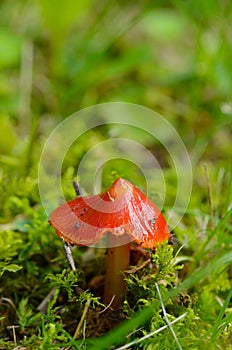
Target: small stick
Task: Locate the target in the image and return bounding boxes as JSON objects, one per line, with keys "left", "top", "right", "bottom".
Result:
{"left": 37, "top": 288, "right": 56, "bottom": 314}
{"left": 62, "top": 181, "right": 82, "bottom": 271}
{"left": 98, "top": 295, "right": 115, "bottom": 314}
{"left": 66, "top": 300, "right": 91, "bottom": 350}
{"left": 204, "top": 163, "right": 215, "bottom": 230}
{"left": 62, "top": 239, "right": 76, "bottom": 272}
{"left": 73, "top": 181, "right": 82, "bottom": 197}
{"left": 73, "top": 298, "right": 91, "bottom": 340}
{"left": 125, "top": 258, "right": 151, "bottom": 274}
{"left": 7, "top": 325, "right": 19, "bottom": 346}
{"left": 155, "top": 283, "right": 183, "bottom": 350}
{"left": 1, "top": 297, "right": 17, "bottom": 314}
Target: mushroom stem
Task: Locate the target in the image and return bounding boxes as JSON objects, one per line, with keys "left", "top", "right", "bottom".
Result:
{"left": 103, "top": 238, "right": 130, "bottom": 308}
{"left": 62, "top": 239, "right": 76, "bottom": 271}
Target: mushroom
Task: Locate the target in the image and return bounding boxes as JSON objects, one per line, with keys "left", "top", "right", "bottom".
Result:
{"left": 49, "top": 178, "right": 170, "bottom": 308}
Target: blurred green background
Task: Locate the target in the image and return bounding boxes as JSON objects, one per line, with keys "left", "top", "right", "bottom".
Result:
{"left": 0, "top": 0, "right": 231, "bottom": 212}
{"left": 0, "top": 0, "right": 232, "bottom": 217}
{"left": 0, "top": 0, "right": 232, "bottom": 221}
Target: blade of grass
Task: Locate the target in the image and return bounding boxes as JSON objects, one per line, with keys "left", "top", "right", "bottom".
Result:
{"left": 195, "top": 208, "right": 232, "bottom": 262}
{"left": 155, "top": 283, "right": 183, "bottom": 350}
{"left": 115, "top": 312, "right": 188, "bottom": 350}
{"left": 225, "top": 162, "right": 232, "bottom": 212}
{"left": 204, "top": 163, "right": 215, "bottom": 231}
{"left": 208, "top": 288, "right": 232, "bottom": 344}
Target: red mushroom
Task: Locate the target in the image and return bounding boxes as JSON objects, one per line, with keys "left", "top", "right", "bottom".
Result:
{"left": 49, "top": 178, "right": 170, "bottom": 308}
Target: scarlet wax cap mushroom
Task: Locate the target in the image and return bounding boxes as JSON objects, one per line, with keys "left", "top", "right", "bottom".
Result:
{"left": 49, "top": 178, "right": 170, "bottom": 248}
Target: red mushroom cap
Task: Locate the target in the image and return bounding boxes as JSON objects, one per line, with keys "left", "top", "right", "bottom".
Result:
{"left": 49, "top": 178, "right": 170, "bottom": 248}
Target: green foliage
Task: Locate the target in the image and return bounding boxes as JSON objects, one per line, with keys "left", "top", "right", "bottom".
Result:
{"left": 125, "top": 242, "right": 180, "bottom": 313}
{"left": 0, "top": 260, "right": 22, "bottom": 277}
{"left": 0, "top": 171, "right": 38, "bottom": 221}
{"left": 122, "top": 243, "right": 187, "bottom": 348}
{"left": 78, "top": 289, "right": 104, "bottom": 309}
{"left": 17, "top": 298, "right": 41, "bottom": 331}
{"left": 46, "top": 269, "right": 80, "bottom": 301}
